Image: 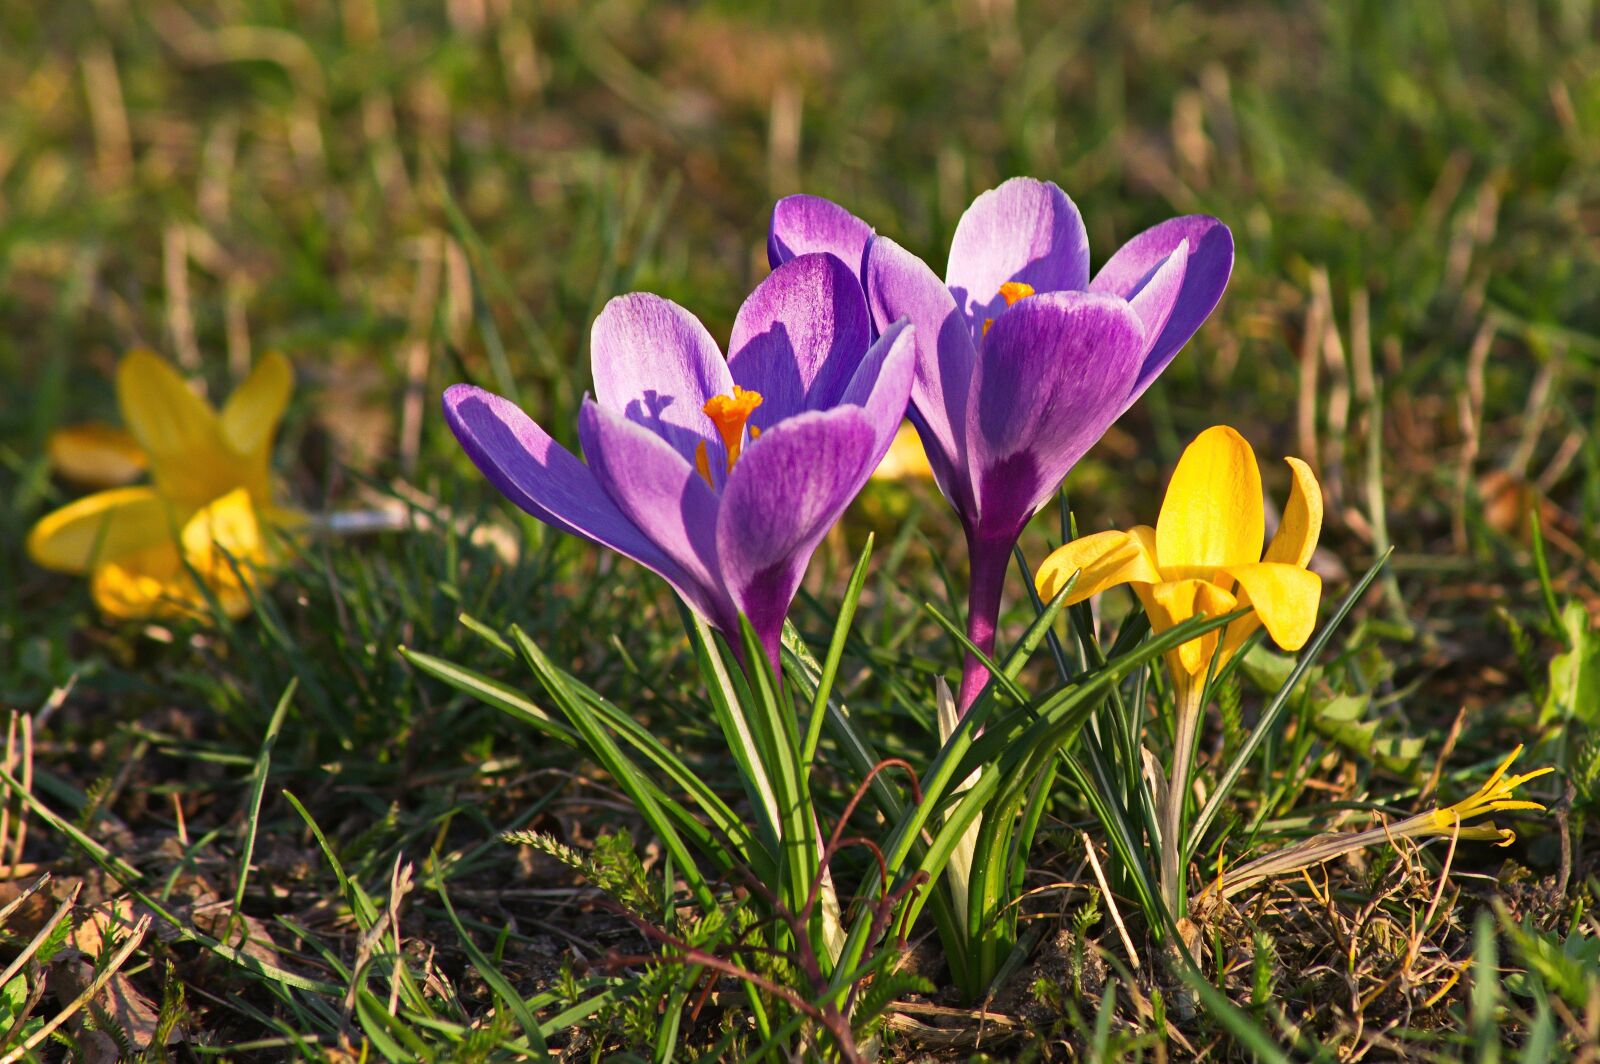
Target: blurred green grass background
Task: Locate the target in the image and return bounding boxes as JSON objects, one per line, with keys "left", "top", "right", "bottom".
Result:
{"left": 6, "top": 0, "right": 1599, "bottom": 692}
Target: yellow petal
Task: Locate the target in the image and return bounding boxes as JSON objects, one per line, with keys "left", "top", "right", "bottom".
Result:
{"left": 184, "top": 490, "right": 270, "bottom": 618}
{"left": 872, "top": 422, "right": 935, "bottom": 481}
{"left": 91, "top": 541, "right": 190, "bottom": 619}
{"left": 117, "top": 350, "right": 245, "bottom": 509}
{"left": 1156, "top": 426, "right": 1264, "bottom": 581}
{"left": 47, "top": 423, "right": 148, "bottom": 487}
{"left": 180, "top": 488, "right": 264, "bottom": 563}
{"left": 1221, "top": 562, "right": 1322, "bottom": 651}
{"left": 220, "top": 352, "right": 293, "bottom": 459}
{"left": 1146, "top": 578, "right": 1238, "bottom": 676}
{"left": 91, "top": 548, "right": 257, "bottom": 620}
{"left": 26, "top": 487, "right": 179, "bottom": 574}
{"left": 117, "top": 349, "right": 220, "bottom": 459}
{"left": 1036, "top": 529, "right": 1161, "bottom": 604}
{"left": 90, "top": 491, "right": 268, "bottom": 621}
{"left": 1263, "top": 456, "right": 1323, "bottom": 567}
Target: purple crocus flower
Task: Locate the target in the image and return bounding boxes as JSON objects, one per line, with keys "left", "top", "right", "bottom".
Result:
{"left": 443, "top": 252, "right": 915, "bottom": 668}
{"left": 770, "top": 179, "right": 1234, "bottom": 710}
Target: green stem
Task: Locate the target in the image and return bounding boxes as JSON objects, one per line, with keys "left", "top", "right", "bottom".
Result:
{"left": 1160, "top": 679, "right": 1205, "bottom": 917}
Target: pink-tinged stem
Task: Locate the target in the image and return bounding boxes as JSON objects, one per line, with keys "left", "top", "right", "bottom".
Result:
{"left": 757, "top": 626, "right": 785, "bottom": 682}
{"left": 956, "top": 535, "right": 1011, "bottom": 714}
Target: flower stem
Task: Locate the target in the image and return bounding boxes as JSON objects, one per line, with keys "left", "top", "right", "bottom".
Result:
{"left": 956, "top": 537, "right": 1010, "bottom": 714}
{"left": 1160, "top": 677, "right": 1205, "bottom": 918}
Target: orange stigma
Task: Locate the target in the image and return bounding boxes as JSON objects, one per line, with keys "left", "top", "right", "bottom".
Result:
{"left": 983, "top": 282, "right": 1036, "bottom": 335}
{"left": 701, "top": 385, "right": 764, "bottom": 477}
{"left": 998, "top": 281, "right": 1035, "bottom": 306}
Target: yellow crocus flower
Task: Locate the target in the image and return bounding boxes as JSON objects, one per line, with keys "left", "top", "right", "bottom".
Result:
{"left": 26, "top": 350, "right": 300, "bottom": 620}
{"left": 1034, "top": 424, "right": 1325, "bottom": 910}
{"left": 1035, "top": 424, "right": 1324, "bottom": 687}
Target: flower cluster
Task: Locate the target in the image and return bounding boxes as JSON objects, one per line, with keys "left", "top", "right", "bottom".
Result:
{"left": 27, "top": 178, "right": 1552, "bottom": 961}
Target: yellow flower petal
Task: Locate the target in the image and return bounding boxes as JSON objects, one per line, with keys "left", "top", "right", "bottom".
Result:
{"left": 26, "top": 487, "right": 178, "bottom": 575}
{"left": 180, "top": 488, "right": 264, "bottom": 563}
{"left": 117, "top": 349, "right": 220, "bottom": 458}
{"left": 219, "top": 352, "right": 293, "bottom": 460}
{"left": 47, "top": 423, "right": 148, "bottom": 487}
{"left": 1146, "top": 578, "right": 1238, "bottom": 676}
{"left": 91, "top": 540, "right": 191, "bottom": 619}
{"left": 89, "top": 490, "right": 269, "bottom": 621}
{"left": 1156, "top": 426, "right": 1264, "bottom": 581}
{"left": 872, "top": 422, "right": 935, "bottom": 481}
{"left": 117, "top": 350, "right": 242, "bottom": 509}
{"left": 1263, "top": 456, "right": 1323, "bottom": 567}
{"left": 1036, "top": 529, "right": 1161, "bottom": 604}
{"left": 1220, "top": 562, "right": 1322, "bottom": 651}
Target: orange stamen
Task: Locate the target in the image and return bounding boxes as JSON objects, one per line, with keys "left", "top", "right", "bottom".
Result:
{"left": 702, "top": 386, "right": 764, "bottom": 470}
{"left": 694, "top": 440, "right": 714, "bottom": 486}
{"left": 983, "top": 282, "right": 1036, "bottom": 336}
{"left": 999, "top": 281, "right": 1035, "bottom": 306}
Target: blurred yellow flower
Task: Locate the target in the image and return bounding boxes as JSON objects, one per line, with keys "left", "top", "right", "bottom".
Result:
{"left": 27, "top": 350, "right": 300, "bottom": 620}
{"left": 871, "top": 421, "right": 935, "bottom": 481}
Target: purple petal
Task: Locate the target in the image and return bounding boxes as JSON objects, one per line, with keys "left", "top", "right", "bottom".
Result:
{"left": 577, "top": 399, "right": 729, "bottom": 628}
{"left": 590, "top": 293, "right": 733, "bottom": 462}
{"left": 865, "top": 235, "right": 977, "bottom": 511}
{"left": 716, "top": 407, "right": 878, "bottom": 647}
{"left": 838, "top": 317, "right": 917, "bottom": 461}
{"left": 944, "top": 178, "right": 1090, "bottom": 341}
{"left": 728, "top": 253, "right": 872, "bottom": 429}
{"left": 966, "top": 292, "right": 1146, "bottom": 538}
{"left": 442, "top": 385, "right": 715, "bottom": 615}
{"left": 766, "top": 195, "right": 874, "bottom": 280}
{"left": 1089, "top": 215, "right": 1233, "bottom": 406}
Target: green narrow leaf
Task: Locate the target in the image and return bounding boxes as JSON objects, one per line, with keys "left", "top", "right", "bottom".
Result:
{"left": 399, "top": 647, "right": 576, "bottom": 745}
{"left": 227, "top": 680, "right": 297, "bottom": 946}
{"left": 803, "top": 533, "right": 874, "bottom": 772}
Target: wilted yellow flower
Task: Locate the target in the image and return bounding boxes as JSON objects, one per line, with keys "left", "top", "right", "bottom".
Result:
{"left": 1198, "top": 745, "right": 1554, "bottom": 906}
{"left": 27, "top": 350, "right": 300, "bottom": 620}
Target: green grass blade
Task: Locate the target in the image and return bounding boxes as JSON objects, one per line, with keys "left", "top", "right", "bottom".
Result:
{"left": 227, "top": 679, "right": 297, "bottom": 946}
{"left": 803, "top": 533, "right": 874, "bottom": 772}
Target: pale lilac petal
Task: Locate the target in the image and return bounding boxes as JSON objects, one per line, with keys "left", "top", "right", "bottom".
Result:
{"left": 1125, "top": 239, "right": 1188, "bottom": 354}
{"left": 766, "top": 194, "right": 874, "bottom": 280}
{"left": 865, "top": 235, "right": 976, "bottom": 512}
{"left": 1089, "top": 215, "right": 1233, "bottom": 405}
{"left": 589, "top": 293, "right": 733, "bottom": 462}
{"left": 966, "top": 293, "right": 1146, "bottom": 539}
{"left": 728, "top": 253, "right": 872, "bottom": 429}
{"left": 577, "top": 399, "right": 728, "bottom": 627}
{"left": 442, "top": 385, "right": 714, "bottom": 615}
{"left": 944, "top": 178, "right": 1090, "bottom": 341}
{"left": 838, "top": 318, "right": 917, "bottom": 462}
{"left": 716, "top": 407, "right": 878, "bottom": 647}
